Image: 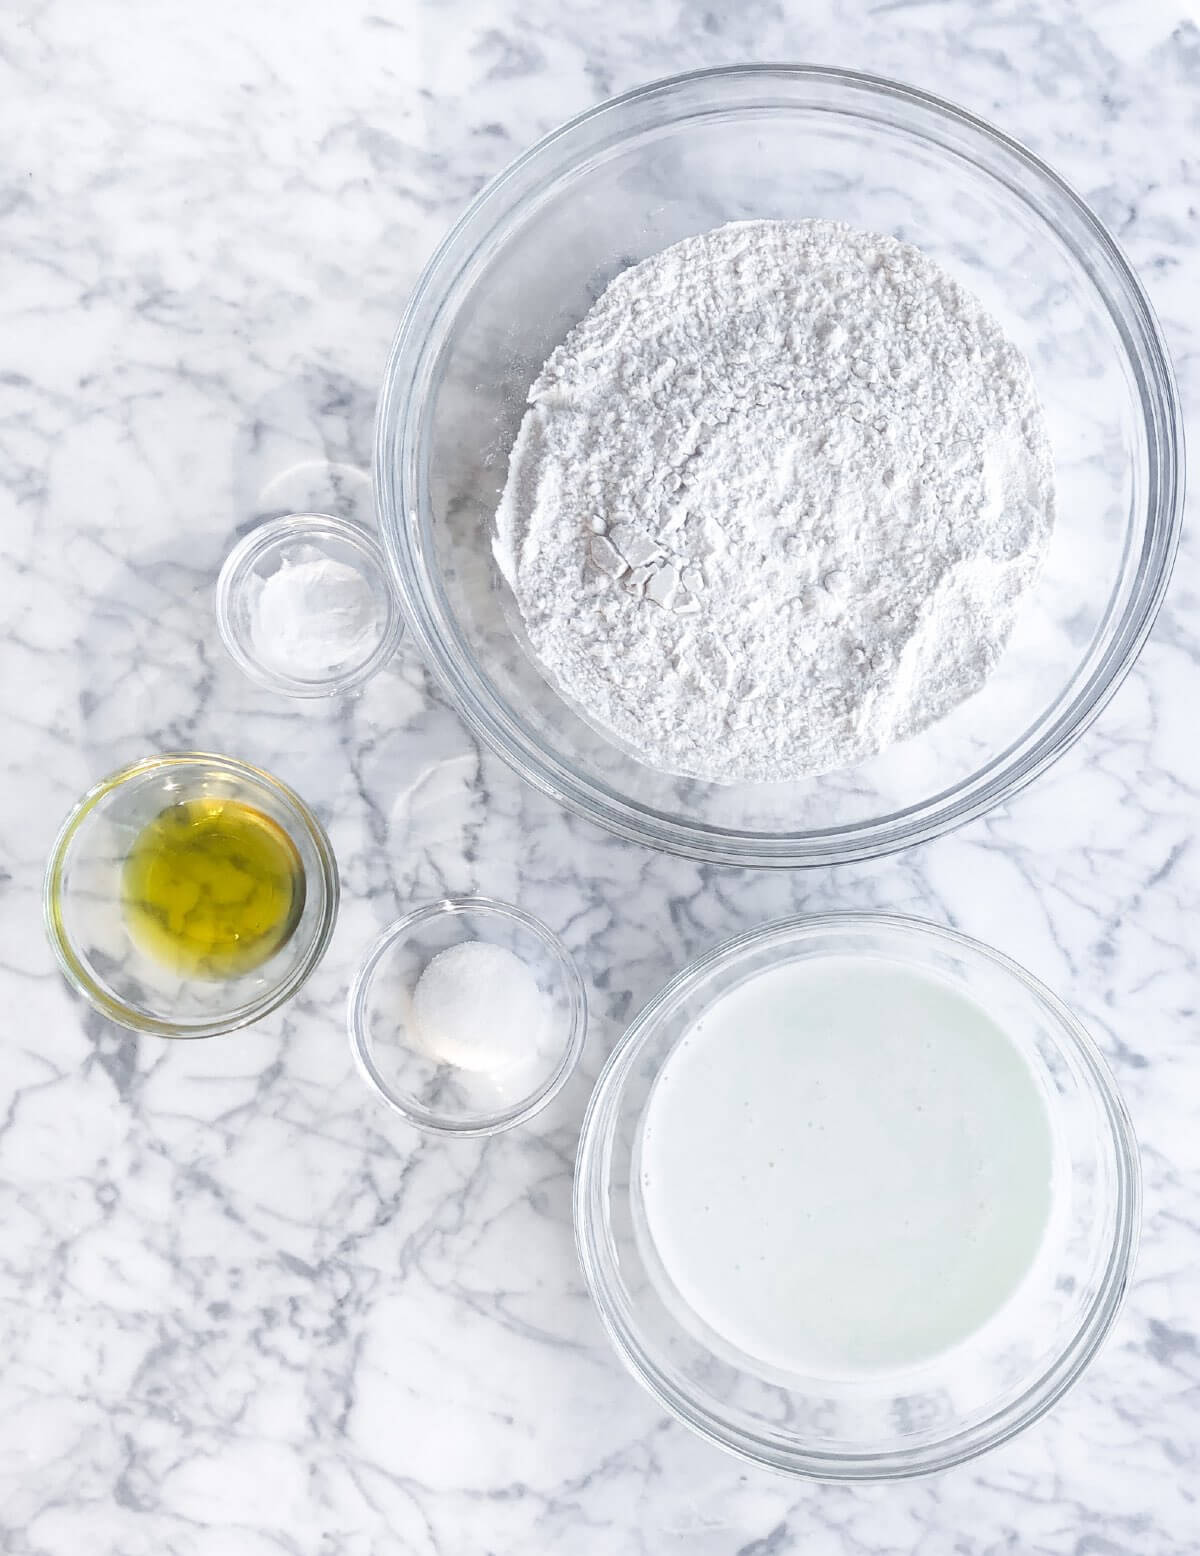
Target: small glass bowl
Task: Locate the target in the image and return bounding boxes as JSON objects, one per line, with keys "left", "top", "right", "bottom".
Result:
{"left": 575, "top": 913, "right": 1140, "bottom": 1479}
{"left": 348, "top": 897, "right": 587, "bottom": 1137}
{"left": 216, "top": 512, "right": 403, "bottom": 697}
{"left": 44, "top": 753, "right": 339, "bottom": 1038}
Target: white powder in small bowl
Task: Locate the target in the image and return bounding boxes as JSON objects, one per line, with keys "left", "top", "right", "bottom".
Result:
{"left": 250, "top": 546, "right": 381, "bottom": 677}
{"left": 410, "top": 940, "right": 548, "bottom": 1073}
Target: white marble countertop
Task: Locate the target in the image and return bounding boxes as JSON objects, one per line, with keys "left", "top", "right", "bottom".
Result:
{"left": 3, "top": 0, "right": 1197, "bottom": 1550}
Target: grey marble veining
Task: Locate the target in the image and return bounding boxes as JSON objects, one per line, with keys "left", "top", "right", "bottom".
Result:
{"left": 1, "top": 0, "right": 1197, "bottom": 1551}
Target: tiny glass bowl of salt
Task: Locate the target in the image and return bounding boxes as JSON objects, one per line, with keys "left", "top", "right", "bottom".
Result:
{"left": 216, "top": 512, "right": 403, "bottom": 696}
{"left": 348, "top": 897, "right": 587, "bottom": 1137}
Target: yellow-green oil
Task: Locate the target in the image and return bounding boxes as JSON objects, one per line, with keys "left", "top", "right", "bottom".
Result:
{"left": 121, "top": 797, "right": 306, "bottom": 980}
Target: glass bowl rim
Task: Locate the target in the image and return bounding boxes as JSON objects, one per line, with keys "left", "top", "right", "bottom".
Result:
{"left": 43, "top": 750, "right": 341, "bottom": 1039}
{"left": 573, "top": 909, "right": 1141, "bottom": 1480}
{"left": 215, "top": 511, "right": 405, "bottom": 698}
{"left": 375, "top": 61, "right": 1184, "bottom": 867}
{"left": 347, "top": 894, "right": 588, "bottom": 1138}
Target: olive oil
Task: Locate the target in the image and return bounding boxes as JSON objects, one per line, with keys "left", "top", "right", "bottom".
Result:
{"left": 122, "top": 798, "right": 305, "bottom": 979}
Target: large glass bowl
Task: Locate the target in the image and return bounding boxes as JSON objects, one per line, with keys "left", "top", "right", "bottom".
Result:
{"left": 376, "top": 65, "right": 1182, "bottom": 867}
{"left": 574, "top": 914, "right": 1140, "bottom": 1480}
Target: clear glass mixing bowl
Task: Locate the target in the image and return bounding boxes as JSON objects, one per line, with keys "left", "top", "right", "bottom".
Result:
{"left": 574, "top": 914, "right": 1140, "bottom": 1480}
{"left": 376, "top": 65, "right": 1182, "bottom": 866}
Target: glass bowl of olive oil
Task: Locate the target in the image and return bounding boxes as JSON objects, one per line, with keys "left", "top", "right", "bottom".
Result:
{"left": 44, "top": 753, "right": 339, "bottom": 1038}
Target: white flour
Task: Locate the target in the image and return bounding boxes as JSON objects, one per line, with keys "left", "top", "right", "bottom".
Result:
{"left": 494, "top": 220, "right": 1055, "bottom": 783}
